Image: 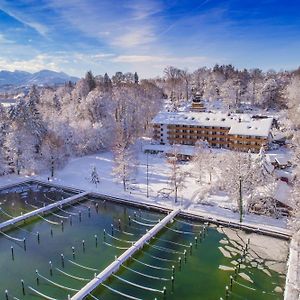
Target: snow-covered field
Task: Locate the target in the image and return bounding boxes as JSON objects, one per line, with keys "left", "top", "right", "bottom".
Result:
{"left": 0, "top": 150, "right": 289, "bottom": 233}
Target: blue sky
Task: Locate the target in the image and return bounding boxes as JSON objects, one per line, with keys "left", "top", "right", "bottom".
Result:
{"left": 0, "top": 0, "right": 299, "bottom": 78}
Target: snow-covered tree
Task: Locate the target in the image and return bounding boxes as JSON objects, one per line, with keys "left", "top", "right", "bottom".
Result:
{"left": 289, "top": 132, "right": 300, "bottom": 230}
{"left": 285, "top": 75, "right": 300, "bottom": 129}
{"left": 85, "top": 71, "right": 96, "bottom": 92}
{"left": 192, "top": 139, "right": 210, "bottom": 183}
{"left": 219, "top": 151, "right": 253, "bottom": 216}
{"left": 253, "top": 147, "right": 274, "bottom": 181}
{"left": 168, "top": 147, "right": 187, "bottom": 203}
{"left": 180, "top": 69, "right": 191, "bottom": 101}
{"left": 220, "top": 79, "right": 238, "bottom": 109}
{"left": 112, "top": 124, "right": 137, "bottom": 191}
{"left": 0, "top": 108, "right": 9, "bottom": 175}
{"left": 164, "top": 66, "right": 183, "bottom": 106}
{"left": 112, "top": 72, "right": 125, "bottom": 86}
{"left": 40, "top": 131, "right": 68, "bottom": 177}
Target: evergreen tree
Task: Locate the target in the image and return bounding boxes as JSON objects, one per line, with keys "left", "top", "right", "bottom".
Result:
{"left": 104, "top": 73, "right": 112, "bottom": 92}
{"left": 25, "top": 90, "right": 47, "bottom": 153}
{"left": 254, "top": 146, "right": 274, "bottom": 179}
{"left": 134, "top": 72, "right": 139, "bottom": 84}
{"left": 85, "top": 71, "right": 96, "bottom": 92}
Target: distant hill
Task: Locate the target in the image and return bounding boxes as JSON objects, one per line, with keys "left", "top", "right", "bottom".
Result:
{"left": 0, "top": 69, "right": 79, "bottom": 91}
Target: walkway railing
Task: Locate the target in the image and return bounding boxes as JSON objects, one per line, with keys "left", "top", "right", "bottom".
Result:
{"left": 71, "top": 208, "right": 181, "bottom": 300}
{"left": 0, "top": 191, "right": 89, "bottom": 231}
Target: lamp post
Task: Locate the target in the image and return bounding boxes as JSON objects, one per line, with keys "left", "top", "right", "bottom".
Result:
{"left": 239, "top": 176, "right": 243, "bottom": 223}
{"left": 51, "top": 155, "right": 54, "bottom": 178}
{"left": 146, "top": 152, "right": 149, "bottom": 198}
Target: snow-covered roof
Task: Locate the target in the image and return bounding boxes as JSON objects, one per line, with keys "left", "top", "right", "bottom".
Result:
{"left": 266, "top": 154, "right": 290, "bottom": 166}
{"left": 274, "top": 181, "right": 293, "bottom": 208}
{"left": 272, "top": 132, "right": 286, "bottom": 141}
{"left": 228, "top": 117, "right": 273, "bottom": 137}
{"left": 0, "top": 99, "right": 16, "bottom": 108}
{"left": 152, "top": 111, "right": 273, "bottom": 137}
{"left": 275, "top": 170, "right": 295, "bottom": 181}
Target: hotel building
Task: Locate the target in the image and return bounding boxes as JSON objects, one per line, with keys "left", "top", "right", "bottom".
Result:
{"left": 152, "top": 111, "right": 273, "bottom": 153}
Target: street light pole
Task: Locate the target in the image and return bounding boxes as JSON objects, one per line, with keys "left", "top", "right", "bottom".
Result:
{"left": 239, "top": 176, "right": 243, "bottom": 223}
{"left": 146, "top": 152, "right": 149, "bottom": 198}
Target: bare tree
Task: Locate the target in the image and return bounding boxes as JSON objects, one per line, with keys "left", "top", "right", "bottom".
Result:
{"left": 192, "top": 140, "right": 210, "bottom": 183}
{"left": 168, "top": 147, "right": 187, "bottom": 203}
{"left": 180, "top": 69, "right": 191, "bottom": 101}
{"left": 112, "top": 124, "right": 136, "bottom": 191}
{"left": 220, "top": 151, "right": 253, "bottom": 218}
{"left": 164, "top": 66, "right": 182, "bottom": 107}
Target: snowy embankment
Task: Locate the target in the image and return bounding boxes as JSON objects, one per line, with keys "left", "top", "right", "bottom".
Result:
{"left": 284, "top": 235, "right": 300, "bottom": 300}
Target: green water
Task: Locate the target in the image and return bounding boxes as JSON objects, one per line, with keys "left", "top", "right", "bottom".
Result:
{"left": 0, "top": 182, "right": 76, "bottom": 222}
{"left": 90, "top": 219, "right": 287, "bottom": 300}
{"left": 0, "top": 187, "right": 287, "bottom": 300}
{"left": 0, "top": 194, "right": 165, "bottom": 299}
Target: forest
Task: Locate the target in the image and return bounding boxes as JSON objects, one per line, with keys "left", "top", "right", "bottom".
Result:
{"left": 0, "top": 64, "right": 299, "bottom": 181}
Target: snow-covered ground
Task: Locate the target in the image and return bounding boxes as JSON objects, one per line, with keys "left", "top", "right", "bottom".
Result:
{"left": 0, "top": 151, "right": 290, "bottom": 233}
{"left": 0, "top": 150, "right": 298, "bottom": 299}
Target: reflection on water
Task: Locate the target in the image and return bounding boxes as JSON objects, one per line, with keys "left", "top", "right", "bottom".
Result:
{"left": 0, "top": 187, "right": 288, "bottom": 300}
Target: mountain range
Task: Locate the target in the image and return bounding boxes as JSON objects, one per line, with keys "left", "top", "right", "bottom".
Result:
{"left": 0, "top": 70, "right": 79, "bottom": 91}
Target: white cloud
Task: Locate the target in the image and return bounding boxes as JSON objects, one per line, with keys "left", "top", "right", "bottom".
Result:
{"left": 0, "top": 33, "right": 15, "bottom": 44}
{"left": 112, "top": 55, "right": 209, "bottom": 64}
{"left": 112, "top": 26, "right": 156, "bottom": 48}
{"left": 0, "top": 52, "right": 116, "bottom": 76}
{"left": 0, "top": 54, "right": 62, "bottom": 73}
{"left": 47, "top": 0, "right": 160, "bottom": 50}
{"left": 0, "top": 4, "right": 49, "bottom": 36}
{"left": 125, "top": 1, "right": 163, "bottom": 20}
